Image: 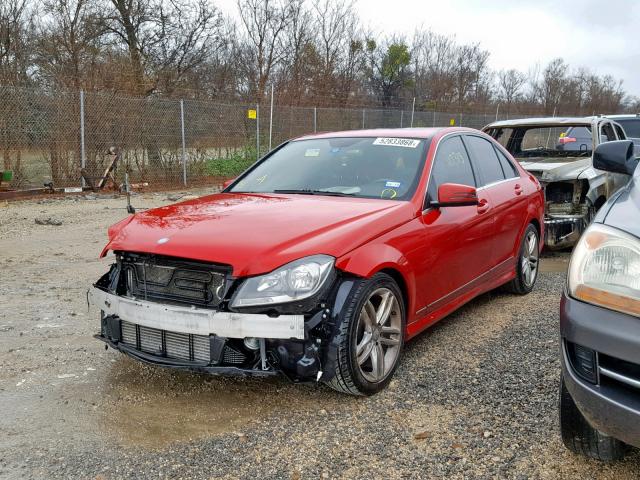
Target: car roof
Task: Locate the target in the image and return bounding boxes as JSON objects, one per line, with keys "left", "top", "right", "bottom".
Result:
{"left": 293, "top": 127, "right": 478, "bottom": 141}
{"left": 603, "top": 114, "right": 640, "bottom": 119}
{"left": 484, "top": 116, "right": 598, "bottom": 129}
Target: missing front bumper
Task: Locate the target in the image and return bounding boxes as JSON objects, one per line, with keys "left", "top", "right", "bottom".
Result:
{"left": 90, "top": 287, "right": 331, "bottom": 380}
{"left": 89, "top": 287, "right": 306, "bottom": 340}
{"left": 544, "top": 215, "right": 589, "bottom": 250}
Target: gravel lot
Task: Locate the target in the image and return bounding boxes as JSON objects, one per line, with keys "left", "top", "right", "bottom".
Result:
{"left": 1, "top": 191, "right": 639, "bottom": 479}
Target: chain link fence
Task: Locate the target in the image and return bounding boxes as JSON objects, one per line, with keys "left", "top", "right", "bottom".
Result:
{"left": 0, "top": 86, "right": 539, "bottom": 191}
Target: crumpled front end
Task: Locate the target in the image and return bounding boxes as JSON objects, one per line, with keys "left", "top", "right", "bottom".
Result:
{"left": 90, "top": 251, "right": 346, "bottom": 382}
{"left": 541, "top": 179, "right": 593, "bottom": 249}
{"left": 527, "top": 173, "right": 593, "bottom": 250}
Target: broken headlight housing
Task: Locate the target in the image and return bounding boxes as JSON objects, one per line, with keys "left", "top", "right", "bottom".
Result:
{"left": 231, "top": 255, "right": 335, "bottom": 307}
{"left": 568, "top": 224, "right": 640, "bottom": 317}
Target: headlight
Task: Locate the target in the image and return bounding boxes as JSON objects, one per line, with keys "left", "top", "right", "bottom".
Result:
{"left": 568, "top": 223, "right": 640, "bottom": 317}
{"left": 231, "top": 255, "right": 335, "bottom": 307}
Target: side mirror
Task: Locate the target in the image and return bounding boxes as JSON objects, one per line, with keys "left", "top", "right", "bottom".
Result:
{"left": 593, "top": 140, "right": 638, "bottom": 175}
{"left": 433, "top": 183, "right": 479, "bottom": 207}
{"left": 222, "top": 178, "right": 235, "bottom": 190}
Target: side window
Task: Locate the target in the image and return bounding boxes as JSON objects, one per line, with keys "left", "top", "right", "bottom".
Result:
{"left": 494, "top": 146, "right": 519, "bottom": 179}
{"left": 426, "top": 136, "right": 476, "bottom": 205}
{"left": 600, "top": 123, "right": 616, "bottom": 143}
{"left": 614, "top": 124, "right": 626, "bottom": 140}
{"left": 464, "top": 135, "right": 506, "bottom": 186}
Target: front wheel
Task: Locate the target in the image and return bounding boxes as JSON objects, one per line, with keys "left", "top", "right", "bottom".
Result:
{"left": 326, "top": 273, "right": 405, "bottom": 396}
{"left": 504, "top": 223, "right": 539, "bottom": 295}
{"left": 559, "top": 375, "right": 627, "bottom": 461}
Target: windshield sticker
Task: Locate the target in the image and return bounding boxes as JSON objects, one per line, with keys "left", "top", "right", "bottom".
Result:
{"left": 305, "top": 148, "right": 321, "bottom": 157}
{"left": 380, "top": 188, "right": 398, "bottom": 199}
{"left": 372, "top": 137, "right": 420, "bottom": 148}
{"left": 385, "top": 181, "right": 401, "bottom": 188}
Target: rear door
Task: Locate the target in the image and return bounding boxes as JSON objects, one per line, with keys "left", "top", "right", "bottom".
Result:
{"left": 463, "top": 134, "right": 527, "bottom": 268}
{"left": 416, "top": 134, "right": 495, "bottom": 312}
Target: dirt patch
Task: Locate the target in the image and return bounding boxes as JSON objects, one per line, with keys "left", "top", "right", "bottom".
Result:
{"left": 540, "top": 255, "right": 570, "bottom": 273}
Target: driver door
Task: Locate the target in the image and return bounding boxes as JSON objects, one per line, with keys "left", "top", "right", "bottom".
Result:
{"left": 414, "top": 135, "right": 496, "bottom": 320}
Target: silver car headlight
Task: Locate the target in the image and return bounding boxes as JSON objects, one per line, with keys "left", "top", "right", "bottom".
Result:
{"left": 231, "top": 255, "right": 335, "bottom": 307}
{"left": 568, "top": 223, "right": 640, "bottom": 317}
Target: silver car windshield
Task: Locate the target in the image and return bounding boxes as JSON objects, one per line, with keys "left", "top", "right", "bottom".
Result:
{"left": 488, "top": 126, "right": 592, "bottom": 159}
{"left": 229, "top": 137, "right": 429, "bottom": 200}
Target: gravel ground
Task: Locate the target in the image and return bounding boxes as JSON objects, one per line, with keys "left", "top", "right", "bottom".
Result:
{"left": 1, "top": 191, "right": 639, "bottom": 479}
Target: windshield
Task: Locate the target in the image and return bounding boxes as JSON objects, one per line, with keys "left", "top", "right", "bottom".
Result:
{"left": 616, "top": 118, "right": 640, "bottom": 138}
{"left": 229, "top": 136, "right": 429, "bottom": 200}
{"left": 487, "top": 126, "right": 592, "bottom": 159}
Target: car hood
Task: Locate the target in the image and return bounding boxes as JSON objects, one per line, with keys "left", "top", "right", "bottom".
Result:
{"left": 517, "top": 157, "right": 591, "bottom": 181}
{"left": 102, "top": 193, "right": 415, "bottom": 276}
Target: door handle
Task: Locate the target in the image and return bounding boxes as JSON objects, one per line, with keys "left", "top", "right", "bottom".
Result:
{"left": 477, "top": 198, "right": 490, "bottom": 213}
{"left": 514, "top": 184, "right": 523, "bottom": 195}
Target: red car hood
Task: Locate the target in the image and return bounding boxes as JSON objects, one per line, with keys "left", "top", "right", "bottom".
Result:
{"left": 103, "top": 193, "right": 415, "bottom": 276}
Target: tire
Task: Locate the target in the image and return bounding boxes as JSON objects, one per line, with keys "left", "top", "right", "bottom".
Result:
{"left": 504, "top": 223, "right": 539, "bottom": 295}
{"left": 559, "top": 375, "right": 627, "bottom": 461}
{"left": 325, "top": 272, "right": 405, "bottom": 396}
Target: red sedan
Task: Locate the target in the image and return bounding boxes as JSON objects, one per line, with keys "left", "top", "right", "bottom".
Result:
{"left": 90, "top": 128, "right": 544, "bottom": 395}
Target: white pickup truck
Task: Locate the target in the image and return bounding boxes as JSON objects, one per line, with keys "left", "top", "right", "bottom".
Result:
{"left": 483, "top": 116, "right": 631, "bottom": 249}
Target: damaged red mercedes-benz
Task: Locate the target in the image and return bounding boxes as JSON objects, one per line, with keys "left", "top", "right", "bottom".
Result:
{"left": 90, "top": 128, "right": 544, "bottom": 395}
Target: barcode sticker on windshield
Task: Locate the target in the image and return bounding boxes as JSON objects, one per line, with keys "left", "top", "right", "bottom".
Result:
{"left": 373, "top": 137, "right": 420, "bottom": 148}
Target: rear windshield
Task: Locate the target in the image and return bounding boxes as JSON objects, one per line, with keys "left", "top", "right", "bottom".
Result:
{"left": 616, "top": 118, "right": 640, "bottom": 138}
{"left": 229, "top": 136, "right": 429, "bottom": 200}
{"left": 486, "top": 126, "right": 592, "bottom": 158}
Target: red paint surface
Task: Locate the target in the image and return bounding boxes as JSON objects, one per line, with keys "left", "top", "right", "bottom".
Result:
{"left": 101, "top": 128, "right": 544, "bottom": 339}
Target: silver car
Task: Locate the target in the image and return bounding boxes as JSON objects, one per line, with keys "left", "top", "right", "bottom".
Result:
{"left": 483, "top": 117, "right": 630, "bottom": 249}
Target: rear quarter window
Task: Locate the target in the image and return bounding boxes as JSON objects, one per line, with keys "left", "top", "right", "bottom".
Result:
{"left": 494, "top": 147, "right": 519, "bottom": 179}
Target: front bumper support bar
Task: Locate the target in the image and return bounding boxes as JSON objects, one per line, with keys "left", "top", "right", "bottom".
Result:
{"left": 89, "top": 287, "right": 306, "bottom": 340}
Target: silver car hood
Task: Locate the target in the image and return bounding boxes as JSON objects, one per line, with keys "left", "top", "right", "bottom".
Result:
{"left": 517, "top": 157, "right": 592, "bottom": 181}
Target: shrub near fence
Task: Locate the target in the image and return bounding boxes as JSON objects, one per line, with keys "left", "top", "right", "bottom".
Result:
{"left": 0, "top": 86, "right": 540, "bottom": 191}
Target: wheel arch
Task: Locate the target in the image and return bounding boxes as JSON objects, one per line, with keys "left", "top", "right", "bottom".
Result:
{"left": 336, "top": 243, "right": 417, "bottom": 323}
{"left": 378, "top": 267, "right": 409, "bottom": 317}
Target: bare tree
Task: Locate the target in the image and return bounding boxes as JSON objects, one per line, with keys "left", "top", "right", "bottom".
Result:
{"left": 497, "top": 69, "right": 526, "bottom": 112}
{"left": 0, "top": 0, "right": 34, "bottom": 85}
{"left": 236, "top": 0, "right": 291, "bottom": 102}
{"left": 35, "top": 0, "right": 106, "bottom": 89}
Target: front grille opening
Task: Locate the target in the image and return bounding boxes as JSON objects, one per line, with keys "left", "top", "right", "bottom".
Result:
{"left": 600, "top": 353, "right": 640, "bottom": 387}
{"left": 120, "top": 320, "right": 211, "bottom": 363}
{"left": 119, "top": 253, "right": 229, "bottom": 308}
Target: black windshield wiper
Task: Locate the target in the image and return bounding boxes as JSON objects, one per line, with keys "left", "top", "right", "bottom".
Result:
{"left": 273, "top": 189, "right": 357, "bottom": 197}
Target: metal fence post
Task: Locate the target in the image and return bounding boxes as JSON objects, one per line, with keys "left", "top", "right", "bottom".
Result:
{"left": 362, "top": 109, "right": 365, "bottom": 129}
{"left": 180, "top": 99, "right": 187, "bottom": 186}
{"left": 495, "top": 103, "right": 500, "bottom": 121}
{"left": 400, "top": 110, "right": 403, "bottom": 128}
{"left": 410, "top": 97, "right": 415, "bottom": 127}
{"left": 80, "top": 90, "right": 86, "bottom": 188}
{"left": 313, "top": 107, "right": 317, "bottom": 133}
{"left": 256, "top": 103, "right": 260, "bottom": 160}
{"left": 268, "top": 85, "right": 274, "bottom": 151}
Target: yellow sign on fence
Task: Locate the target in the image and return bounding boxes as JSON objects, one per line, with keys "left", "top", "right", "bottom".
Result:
{"left": 247, "top": 109, "right": 257, "bottom": 119}
{"left": 449, "top": 118, "right": 455, "bottom": 126}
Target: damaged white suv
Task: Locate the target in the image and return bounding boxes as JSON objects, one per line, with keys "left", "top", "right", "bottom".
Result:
{"left": 483, "top": 117, "right": 631, "bottom": 249}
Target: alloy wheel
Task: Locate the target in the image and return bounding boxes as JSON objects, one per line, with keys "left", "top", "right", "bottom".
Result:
{"left": 521, "top": 230, "right": 539, "bottom": 287}
{"left": 354, "top": 287, "right": 402, "bottom": 383}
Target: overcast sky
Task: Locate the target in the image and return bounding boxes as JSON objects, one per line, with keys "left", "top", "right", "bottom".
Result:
{"left": 216, "top": 0, "right": 640, "bottom": 97}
